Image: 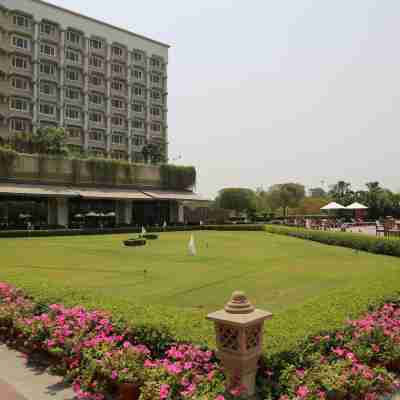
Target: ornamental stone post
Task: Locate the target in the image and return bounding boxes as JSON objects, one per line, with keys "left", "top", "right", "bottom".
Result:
{"left": 207, "top": 291, "right": 272, "bottom": 399}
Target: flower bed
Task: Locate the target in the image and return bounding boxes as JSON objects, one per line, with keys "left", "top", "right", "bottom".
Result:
{"left": 0, "top": 282, "right": 239, "bottom": 400}
{"left": 1, "top": 281, "right": 400, "bottom": 399}
{"left": 259, "top": 301, "right": 400, "bottom": 399}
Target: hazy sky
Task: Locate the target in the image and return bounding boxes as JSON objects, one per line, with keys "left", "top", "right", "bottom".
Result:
{"left": 49, "top": 0, "right": 400, "bottom": 198}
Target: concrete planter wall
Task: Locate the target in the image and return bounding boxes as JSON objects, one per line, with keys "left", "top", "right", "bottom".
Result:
{"left": 2, "top": 153, "right": 162, "bottom": 189}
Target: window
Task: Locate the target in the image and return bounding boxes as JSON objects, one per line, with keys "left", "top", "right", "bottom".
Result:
{"left": 11, "top": 119, "right": 27, "bottom": 132}
{"left": 40, "top": 43, "right": 56, "bottom": 57}
{"left": 40, "top": 82, "right": 56, "bottom": 96}
{"left": 133, "top": 119, "right": 144, "bottom": 129}
{"left": 12, "top": 56, "right": 28, "bottom": 69}
{"left": 150, "top": 74, "right": 161, "bottom": 84}
{"left": 10, "top": 98, "right": 28, "bottom": 112}
{"left": 132, "top": 102, "right": 144, "bottom": 113}
{"left": 112, "top": 46, "right": 123, "bottom": 57}
{"left": 40, "top": 22, "right": 56, "bottom": 35}
{"left": 89, "top": 55, "right": 103, "bottom": 69}
{"left": 112, "top": 63, "right": 123, "bottom": 74}
{"left": 112, "top": 133, "right": 124, "bottom": 144}
{"left": 89, "top": 74, "right": 103, "bottom": 86}
{"left": 111, "top": 116, "right": 124, "bottom": 126}
{"left": 66, "top": 107, "right": 80, "bottom": 120}
{"left": 133, "top": 134, "right": 145, "bottom": 146}
{"left": 111, "top": 80, "right": 124, "bottom": 91}
{"left": 150, "top": 107, "right": 161, "bottom": 117}
{"left": 133, "top": 69, "right": 143, "bottom": 80}
{"left": 67, "top": 127, "right": 81, "bottom": 138}
{"left": 151, "top": 122, "right": 161, "bottom": 132}
{"left": 89, "top": 38, "right": 103, "bottom": 49}
{"left": 150, "top": 58, "right": 162, "bottom": 68}
{"left": 65, "top": 87, "right": 80, "bottom": 100}
{"left": 133, "top": 51, "right": 143, "bottom": 62}
{"left": 89, "top": 93, "right": 103, "bottom": 105}
{"left": 66, "top": 49, "right": 80, "bottom": 64}
{"left": 12, "top": 35, "right": 30, "bottom": 50}
{"left": 13, "top": 15, "right": 29, "bottom": 28}
{"left": 89, "top": 130, "right": 103, "bottom": 141}
{"left": 66, "top": 69, "right": 79, "bottom": 81}
{"left": 39, "top": 103, "right": 55, "bottom": 116}
{"left": 111, "top": 98, "right": 124, "bottom": 109}
{"left": 89, "top": 112, "right": 103, "bottom": 123}
{"left": 40, "top": 62, "right": 56, "bottom": 76}
{"left": 11, "top": 77, "right": 28, "bottom": 90}
{"left": 133, "top": 86, "right": 144, "bottom": 97}
{"left": 151, "top": 90, "right": 161, "bottom": 100}
{"left": 66, "top": 30, "right": 81, "bottom": 45}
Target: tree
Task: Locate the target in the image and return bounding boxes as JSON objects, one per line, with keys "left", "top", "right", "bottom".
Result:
{"left": 215, "top": 188, "right": 257, "bottom": 215}
{"left": 267, "top": 183, "right": 305, "bottom": 216}
{"left": 309, "top": 187, "right": 327, "bottom": 198}
{"left": 142, "top": 141, "right": 166, "bottom": 164}
{"left": 329, "top": 181, "right": 354, "bottom": 205}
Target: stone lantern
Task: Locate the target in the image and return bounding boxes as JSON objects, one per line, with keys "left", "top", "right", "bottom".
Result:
{"left": 207, "top": 291, "right": 272, "bottom": 399}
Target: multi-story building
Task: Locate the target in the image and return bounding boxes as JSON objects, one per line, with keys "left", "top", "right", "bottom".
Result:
{"left": 0, "top": 0, "right": 169, "bottom": 162}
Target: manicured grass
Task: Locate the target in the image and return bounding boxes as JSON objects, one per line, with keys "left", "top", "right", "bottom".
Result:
{"left": 0, "top": 231, "right": 399, "bottom": 355}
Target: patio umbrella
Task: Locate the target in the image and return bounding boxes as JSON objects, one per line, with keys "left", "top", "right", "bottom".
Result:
{"left": 105, "top": 212, "right": 116, "bottom": 217}
{"left": 74, "top": 214, "right": 83, "bottom": 218}
{"left": 346, "top": 202, "right": 368, "bottom": 210}
{"left": 85, "top": 211, "right": 98, "bottom": 217}
{"left": 320, "top": 202, "right": 345, "bottom": 210}
{"left": 19, "top": 213, "right": 32, "bottom": 219}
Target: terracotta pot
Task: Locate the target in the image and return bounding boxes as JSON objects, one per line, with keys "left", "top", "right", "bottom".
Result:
{"left": 118, "top": 383, "right": 141, "bottom": 400}
{"left": 387, "top": 358, "right": 400, "bottom": 372}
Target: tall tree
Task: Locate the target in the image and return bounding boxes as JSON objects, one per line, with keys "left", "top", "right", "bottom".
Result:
{"left": 329, "top": 181, "right": 354, "bottom": 205}
{"left": 309, "top": 187, "right": 327, "bottom": 198}
{"left": 215, "top": 188, "right": 257, "bottom": 215}
{"left": 267, "top": 183, "right": 305, "bottom": 216}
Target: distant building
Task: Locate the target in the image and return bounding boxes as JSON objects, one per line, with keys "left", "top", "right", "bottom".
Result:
{"left": 0, "top": 0, "right": 168, "bottom": 162}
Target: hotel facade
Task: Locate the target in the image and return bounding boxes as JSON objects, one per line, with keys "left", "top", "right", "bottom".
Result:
{"left": 0, "top": 0, "right": 203, "bottom": 229}
{"left": 0, "top": 0, "right": 168, "bottom": 162}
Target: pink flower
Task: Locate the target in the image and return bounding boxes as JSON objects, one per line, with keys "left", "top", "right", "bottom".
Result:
{"left": 159, "top": 384, "right": 170, "bottom": 399}
{"left": 296, "top": 385, "right": 310, "bottom": 398}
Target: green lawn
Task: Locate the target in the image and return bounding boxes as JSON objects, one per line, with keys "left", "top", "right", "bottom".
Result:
{"left": 0, "top": 231, "right": 399, "bottom": 355}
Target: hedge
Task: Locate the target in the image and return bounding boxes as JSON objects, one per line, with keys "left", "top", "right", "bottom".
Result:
{"left": 0, "top": 224, "right": 265, "bottom": 238}
{"left": 265, "top": 225, "right": 400, "bottom": 257}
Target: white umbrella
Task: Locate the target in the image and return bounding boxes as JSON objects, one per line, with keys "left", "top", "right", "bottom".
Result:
{"left": 346, "top": 202, "right": 368, "bottom": 210}
{"left": 321, "top": 202, "right": 345, "bottom": 210}
{"left": 85, "top": 211, "right": 98, "bottom": 217}
{"left": 105, "top": 212, "right": 116, "bottom": 217}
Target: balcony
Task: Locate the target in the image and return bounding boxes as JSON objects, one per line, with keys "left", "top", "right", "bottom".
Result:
{"left": 65, "top": 76, "right": 83, "bottom": 88}
{"left": 64, "top": 115, "right": 84, "bottom": 126}
{"left": 9, "top": 18, "right": 34, "bottom": 37}
{"left": 111, "top": 88, "right": 128, "bottom": 99}
{"left": 39, "top": 29, "right": 60, "bottom": 44}
{"left": 88, "top": 82, "right": 106, "bottom": 94}
{"left": 39, "top": 71, "right": 59, "bottom": 83}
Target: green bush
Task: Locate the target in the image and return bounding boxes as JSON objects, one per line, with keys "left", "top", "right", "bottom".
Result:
{"left": 265, "top": 225, "right": 400, "bottom": 257}
{"left": 0, "top": 146, "right": 18, "bottom": 177}
{"left": 142, "top": 233, "right": 159, "bottom": 240}
{"left": 160, "top": 164, "right": 196, "bottom": 190}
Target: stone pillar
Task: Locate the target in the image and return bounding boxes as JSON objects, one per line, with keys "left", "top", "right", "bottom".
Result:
{"left": 178, "top": 202, "right": 184, "bottom": 223}
{"left": 207, "top": 292, "right": 272, "bottom": 399}
{"left": 47, "top": 199, "right": 58, "bottom": 226}
{"left": 124, "top": 200, "right": 132, "bottom": 225}
{"left": 56, "top": 198, "right": 69, "bottom": 227}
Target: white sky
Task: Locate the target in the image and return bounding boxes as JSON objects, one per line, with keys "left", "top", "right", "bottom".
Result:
{"left": 48, "top": 0, "right": 400, "bottom": 197}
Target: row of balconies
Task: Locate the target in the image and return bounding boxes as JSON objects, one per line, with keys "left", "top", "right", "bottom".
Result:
{"left": 0, "top": 20, "right": 165, "bottom": 71}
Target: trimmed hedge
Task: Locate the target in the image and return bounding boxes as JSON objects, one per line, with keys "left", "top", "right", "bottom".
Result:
{"left": 124, "top": 238, "right": 146, "bottom": 246}
{"left": 265, "top": 225, "right": 400, "bottom": 257}
{"left": 0, "top": 224, "right": 265, "bottom": 238}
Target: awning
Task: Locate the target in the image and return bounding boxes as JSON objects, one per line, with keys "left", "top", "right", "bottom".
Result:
{"left": 0, "top": 183, "right": 79, "bottom": 198}
{"left": 346, "top": 202, "right": 368, "bottom": 210}
{"left": 321, "top": 202, "right": 346, "bottom": 210}
{"left": 143, "top": 190, "right": 208, "bottom": 201}
{"left": 77, "top": 188, "right": 152, "bottom": 200}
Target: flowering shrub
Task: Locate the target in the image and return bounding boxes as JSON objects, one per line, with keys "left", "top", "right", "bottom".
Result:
{"left": 260, "top": 303, "right": 400, "bottom": 399}
{"left": 2, "top": 281, "right": 400, "bottom": 400}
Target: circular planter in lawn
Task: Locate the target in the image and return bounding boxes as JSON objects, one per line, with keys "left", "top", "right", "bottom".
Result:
{"left": 142, "top": 233, "right": 158, "bottom": 240}
{"left": 123, "top": 239, "right": 146, "bottom": 247}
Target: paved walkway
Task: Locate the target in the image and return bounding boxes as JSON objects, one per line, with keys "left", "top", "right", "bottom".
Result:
{"left": 0, "top": 344, "right": 76, "bottom": 400}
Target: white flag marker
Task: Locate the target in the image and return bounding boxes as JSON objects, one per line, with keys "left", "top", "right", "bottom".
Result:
{"left": 188, "top": 234, "right": 197, "bottom": 256}
{"left": 163, "top": 220, "right": 167, "bottom": 229}
{"left": 141, "top": 226, "right": 147, "bottom": 235}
